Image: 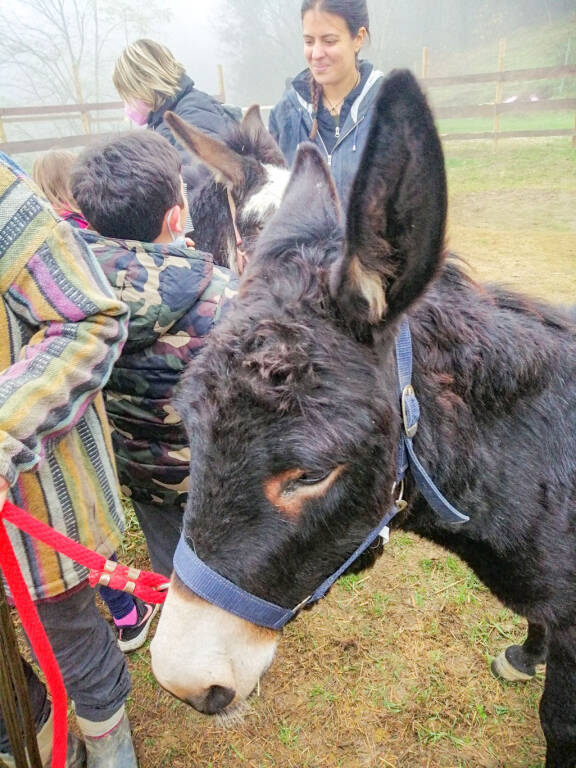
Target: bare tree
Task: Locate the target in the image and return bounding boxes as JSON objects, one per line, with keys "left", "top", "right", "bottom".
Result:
{"left": 0, "top": 0, "right": 167, "bottom": 115}
{"left": 212, "top": 0, "right": 303, "bottom": 106}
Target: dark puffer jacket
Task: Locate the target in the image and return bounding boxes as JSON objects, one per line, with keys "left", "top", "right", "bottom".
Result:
{"left": 148, "top": 74, "right": 240, "bottom": 159}
{"left": 79, "top": 230, "right": 237, "bottom": 511}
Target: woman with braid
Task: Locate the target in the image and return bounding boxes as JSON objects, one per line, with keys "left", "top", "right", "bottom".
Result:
{"left": 269, "top": 0, "right": 383, "bottom": 211}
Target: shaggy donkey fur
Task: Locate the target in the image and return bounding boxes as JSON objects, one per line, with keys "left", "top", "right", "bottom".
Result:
{"left": 172, "top": 71, "right": 576, "bottom": 766}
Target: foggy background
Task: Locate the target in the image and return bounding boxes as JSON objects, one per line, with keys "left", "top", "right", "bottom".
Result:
{"left": 0, "top": 0, "right": 574, "bottom": 145}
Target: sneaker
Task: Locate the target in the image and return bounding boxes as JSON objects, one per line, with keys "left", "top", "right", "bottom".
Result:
{"left": 116, "top": 597, "right": 158, "bottom": 653}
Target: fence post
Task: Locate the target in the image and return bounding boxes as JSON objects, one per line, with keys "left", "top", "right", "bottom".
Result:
{"left": 80, "top": 107, "right": 91, "bottom": 135}
{"left": 217, "top": 64, "right": 226, "bottom": 104}
{"left": 494, "top": 38, "right": 506, "bottom": 150}
{"left": 421, "top": 47, "right": 429, "bottom": 79}
{"left": 0, "top": 577, "right": 43, "bottom": 768}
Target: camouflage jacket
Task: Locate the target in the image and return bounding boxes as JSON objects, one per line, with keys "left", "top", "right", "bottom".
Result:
{"left": 80, "top": 231, "right": 237, "bottom": 510}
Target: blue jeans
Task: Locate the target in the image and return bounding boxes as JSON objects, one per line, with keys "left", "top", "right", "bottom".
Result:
{"left": 132, "top": 499, "right": 182, "bottom": 578}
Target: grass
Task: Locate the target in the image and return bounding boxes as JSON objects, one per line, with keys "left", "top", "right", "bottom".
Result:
{"left": 444, "top": 136, "right": 576, "bottom": 307}
{"left": 438, "top": 110, "right": 576, "bottom": 136}
{"left": 444, "top": 137, "right": 576, "bottom": 192}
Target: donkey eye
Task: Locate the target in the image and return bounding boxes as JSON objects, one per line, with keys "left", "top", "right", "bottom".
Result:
{"left": 298, "top": 471, "right": 332, "bottom": 485}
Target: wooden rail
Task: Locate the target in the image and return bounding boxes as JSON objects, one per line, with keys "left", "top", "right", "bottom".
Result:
{"left": 1, "top": 62, "right": 575, "bottom": 154}
{"left": 421, "top": 64, "right": 576, "bottom": 87}
{"left": 434, "top": 98, "right": 576, "bottom": 119}
{"left": 0, "top": 101, "right": 123, "bottom": 118}
{"left": 1, "top": 132, "right": 123, "bottom": 155}
{"left": 420, "top": 59, "right": 576, "bottom": 146}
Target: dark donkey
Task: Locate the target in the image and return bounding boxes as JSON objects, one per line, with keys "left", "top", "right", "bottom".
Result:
{"left": 151, "top": 71, "right": 576, "bottom": 766}
{"left": 165, "top": 106, "right": 289, "bottom": 273}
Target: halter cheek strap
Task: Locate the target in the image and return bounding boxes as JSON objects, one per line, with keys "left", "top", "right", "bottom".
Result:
{"left": 226, "top": 188, "right": 243, "bottom": 248}
{"left": 174, "top": 318, "right": 469, "bottom": 630}
{"left": 395, "top": 320, "right": 470, "bottom": 524}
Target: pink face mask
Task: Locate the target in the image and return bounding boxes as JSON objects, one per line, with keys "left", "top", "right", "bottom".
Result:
{"left": 124, "top": 99, "right": 151, "bottom": 126}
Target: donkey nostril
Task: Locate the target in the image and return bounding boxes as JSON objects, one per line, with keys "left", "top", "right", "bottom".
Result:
{"left": 202, "top": 685, "right": 235, "bottom": 714}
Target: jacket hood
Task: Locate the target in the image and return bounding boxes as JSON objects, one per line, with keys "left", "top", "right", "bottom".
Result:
{"left": 291, "top": 60, "right": 377, "bottom": 114}
{"left": 148, "top": 74, "right": 195, "bottom": 128}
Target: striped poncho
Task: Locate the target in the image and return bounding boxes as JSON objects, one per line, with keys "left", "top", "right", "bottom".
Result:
{"left": 0, "top": 153, "right": 129, "bottom": 601}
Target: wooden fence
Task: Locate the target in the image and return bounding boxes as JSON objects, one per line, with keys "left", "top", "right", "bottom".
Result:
{"left": 0, "top": 101, "right": 125, "bottom": 155}
{"left": 0, "top": 65, "right": 227, "bottom": 156}
{"left": 421, "top": 63, "right": 576, "bottom": 144}
{"left": 1, "top": 59, "right": 575, "bottom": 156}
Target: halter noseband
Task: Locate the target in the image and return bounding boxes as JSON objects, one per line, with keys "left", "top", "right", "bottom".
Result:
{"left": 174, "top": 319, "right": 469, "bottom": 630}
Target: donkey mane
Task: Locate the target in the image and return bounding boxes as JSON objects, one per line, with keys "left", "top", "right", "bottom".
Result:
{"left": 412, "top": 262, "right": 575, "bottom": 415}
{"left": 186, "top": 255, "right": 574, "bottom": 428}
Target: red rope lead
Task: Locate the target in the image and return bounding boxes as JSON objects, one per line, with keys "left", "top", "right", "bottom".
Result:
{"left": 0, "top": 521, "right": 68, "bottom": 768}
{"left": 1, "top": 502, "right": 169, "bottom": 603}
{"left": 0, "top": 500, "right": 170, "bottom": 768}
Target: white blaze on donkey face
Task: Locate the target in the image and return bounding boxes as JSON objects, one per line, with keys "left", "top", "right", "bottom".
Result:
{"left": 242, "top": 164, "right": 290, "bottom": 220}
{"left": 150, "top": 576, "right": 279, "bottom": 714}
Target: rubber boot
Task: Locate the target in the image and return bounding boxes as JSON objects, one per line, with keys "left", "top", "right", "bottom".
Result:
{"left": 77, "top": 707, "right": 137, "bottom": 768}
{"left": 0, "top": 709, "right": 86, "bottom": 767}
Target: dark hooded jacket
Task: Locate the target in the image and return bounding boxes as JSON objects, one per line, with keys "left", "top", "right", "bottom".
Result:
{"left": 147, "top": 74, "right": 240, "bottom": 160}
{"left": 269, "top": 61, "right": 384, "bottom": 210}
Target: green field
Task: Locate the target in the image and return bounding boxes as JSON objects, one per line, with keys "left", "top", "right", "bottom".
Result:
{"left": 426, "top": 16, "right": 576, "bottom": 103}
{"left": 438, "top": 111, "right": 576, "bottom": 136}
{"left": 444, "top": 137, "right": 575, "bottom": 306}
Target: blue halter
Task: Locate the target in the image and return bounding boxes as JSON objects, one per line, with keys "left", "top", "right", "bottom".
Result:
{"left": 173, "top": 319, "right": 469, "bottom": 630}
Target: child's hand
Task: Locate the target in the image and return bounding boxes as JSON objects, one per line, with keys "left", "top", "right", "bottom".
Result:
{"left": 185, "top": 237, "right": 195, "bottom": 249}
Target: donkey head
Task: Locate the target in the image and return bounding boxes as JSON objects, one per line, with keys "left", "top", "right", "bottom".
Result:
{"left": 165, "top": 106, "right": 290, "bottom": 272}
{"left": 151, "top": 71, "right": 447, "bottom": 713}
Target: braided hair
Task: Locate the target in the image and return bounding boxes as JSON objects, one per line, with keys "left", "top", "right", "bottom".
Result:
{"left": 309, "top": 75, "right": 322, "bottom": 140}
{"left": 301, "top": 0, "right": 370, "bottom": 140}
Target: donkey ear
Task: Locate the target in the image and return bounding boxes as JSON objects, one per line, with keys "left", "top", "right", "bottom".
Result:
{"left": 255, "top": 143, "right": 342, "bottom": 257}
{"left": 332, "top": 70, "right": 447, "bottom": 329}
{"left": 241, "top": 105, "right": 287, "bottom": 168}
{"left": 163, "top": 111, "right": 245, "bottom": 189}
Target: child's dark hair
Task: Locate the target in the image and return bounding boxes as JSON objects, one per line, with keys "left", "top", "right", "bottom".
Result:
{"left": 301, "top": 0, "right": 370, "bottom": 140}
{"left": 71, "top": 132, "right": 183, "bottom": 242}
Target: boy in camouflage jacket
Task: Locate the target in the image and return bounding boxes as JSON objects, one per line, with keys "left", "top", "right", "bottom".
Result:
{"left": 72, "top": 132, "right": 237, "bottom": 576}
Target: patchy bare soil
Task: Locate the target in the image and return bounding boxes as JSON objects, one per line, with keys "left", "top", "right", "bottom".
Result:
{"left": 122, "top": 140, "right": 575, "bottom": 768}
{"left": 448, "top": 188, "right": 575, "bottom": 306}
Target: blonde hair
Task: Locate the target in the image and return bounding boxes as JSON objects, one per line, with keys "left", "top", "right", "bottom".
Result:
{"left": 113, "top": 39, "right": 185, "bottom": 111}
{"left": 33, "top": 151, "right": 82, "bottom": 215}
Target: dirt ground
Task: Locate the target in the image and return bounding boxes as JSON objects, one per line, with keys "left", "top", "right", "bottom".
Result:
{"left": 448, "top": 187, "right": 575, "bottom": 306}
{"left": 121, "top": 139, "right": 576, "bottom": 768}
